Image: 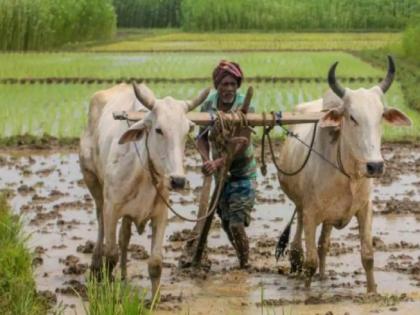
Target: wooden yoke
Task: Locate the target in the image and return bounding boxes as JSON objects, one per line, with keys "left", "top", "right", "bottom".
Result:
{"left": 113, "top": 110, "right": 323, "bottom": 126}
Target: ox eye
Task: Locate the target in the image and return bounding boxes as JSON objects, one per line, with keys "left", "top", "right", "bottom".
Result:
{"left": 350, "top": 115, "right": 358, "bottom": 126}
{"left": 155, "top": 128, "right": 163, "bottom": 135}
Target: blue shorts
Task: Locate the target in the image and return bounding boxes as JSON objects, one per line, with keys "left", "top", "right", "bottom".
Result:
{"left": 217, "top": 178, "right": 257, "bottom": 226}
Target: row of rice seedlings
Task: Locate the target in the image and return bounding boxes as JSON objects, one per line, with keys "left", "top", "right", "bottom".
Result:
{"left": 0, "top": 51, "right": 383, "bottom": 79}
{"left": 0, "top": 81, "right": 417, "bottom": 141}
{"left": 0, "top": 0, "right": 116, "bottom": 51}
{"left": 181, "top": 0, "right": 418, "bottom": 31}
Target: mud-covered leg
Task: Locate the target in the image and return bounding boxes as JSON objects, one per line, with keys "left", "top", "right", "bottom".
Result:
{"left": 356, "top": 201, "right": 377, "bottom": 293}
{"left": 303, "top": 210, "right": 318, "bottom": 289}
{"left": 289, "top": 208, "right": 304, "bottom": 273}
{"left": 148, "top": 204, "right": 167, "bottom": 298}
{"left": 119, "top": 216, "right": 132, "bottom": 280}
{"left": 317, "top": 223, "right": 332, "bottom": 280}
{"left": 82, "top": 168, "right": 104, "bottom": 279}
{"left": 103, "top": 203, "right": 119, "bottom": 280}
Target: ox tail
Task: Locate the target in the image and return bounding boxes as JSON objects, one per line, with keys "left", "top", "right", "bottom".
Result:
{"left": 275, "top": 209, "right": 297, "bottom": 261}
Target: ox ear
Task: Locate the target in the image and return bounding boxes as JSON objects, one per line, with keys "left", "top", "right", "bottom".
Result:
{"left": 383, "top": 107, "right": 412, "bottom": 126}
{"left": 118, "top": 120, "right": 148, "bottom": 144}
{"left": 319, "top": 108, "right": 344, "bottom": 128}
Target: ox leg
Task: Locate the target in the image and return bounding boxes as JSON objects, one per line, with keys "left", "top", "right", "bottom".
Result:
{"left": 289, "top": 208, "right": 304, "bottom": 273}
{"left": 119, "top": 216, "right": 132, "bottom": 281}
{"left": 356, "top": 202, "right": 377, "bottom": 293}
{"left": 82, "top": 169, "right": 104, "bottom": 279}
{"left": 317, "top": 223, "right": 332, "bottom": 280}
{"left": 148, "top": 205, "right": 167, "bottom": 298}
{"left": 303, "top": 211, "right": 318, "bottom": 289}
{"left": 103, "top": 203, "right": 119, "bottom": 280}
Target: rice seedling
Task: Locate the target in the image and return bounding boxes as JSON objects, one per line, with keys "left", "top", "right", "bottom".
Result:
{"left": 87, "top": 32, "right": 400, "bottom": 52}
{"left": 0, "top": 81, "right": 417, "bottom": 142}
{"left": 0, "top": 194, "right": 48, "bottom": 315}
{"left": 82, "top": 268, "right": 155, "bottom": 315}
{"left": 0, "top": 51, "right": 384, "bottom": 79}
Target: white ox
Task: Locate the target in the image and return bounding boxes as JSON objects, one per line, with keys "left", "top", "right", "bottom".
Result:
{"left": 79, "top": 83, "right": 209, "bottom": 295}
{"left": 278, "top": 57, "right": 411, "bottom": 292}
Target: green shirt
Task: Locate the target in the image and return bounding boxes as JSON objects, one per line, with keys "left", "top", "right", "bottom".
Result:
{"left": 199, "top": 91, "right": 257, "bottom": 180}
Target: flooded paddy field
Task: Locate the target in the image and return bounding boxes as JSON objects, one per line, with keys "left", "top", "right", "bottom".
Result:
{"left": 0, "top": 142, "right": 419, "bottom": 315}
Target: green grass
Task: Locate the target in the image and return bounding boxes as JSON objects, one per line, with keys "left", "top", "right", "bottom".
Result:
{"left": 0, "top": 51, "right": 386, "bottom": 79}
{"left": 0, "top": 195, "right": 47, "bottom": 315}
{"left": 86, "top": 32, "right": 401, "bottom": 52}
{"left": 83, "top": 270, "right": 154, "bottom": 315}
{"left": 0, "top": 81, "right": 417, "bottom": 141}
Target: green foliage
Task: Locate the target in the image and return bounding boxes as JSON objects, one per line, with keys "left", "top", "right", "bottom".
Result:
{"left": 402, "top": 14, "right": 420, "bottom": 62}
{"left": 113, "top": 0, "right": 181, "bottom": 28}
{"left": 181, "top": 0, "right": 419, "bottom": 31}
{"left": 0, "top": 0, "right": 116, "bottom": 51}
{"left": 0, "top": 195, "right": 47, "bottom": 315}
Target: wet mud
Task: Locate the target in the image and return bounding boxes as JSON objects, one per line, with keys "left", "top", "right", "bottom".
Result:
{"left": 0, "top": 142, "right": 419, "bottom": 314}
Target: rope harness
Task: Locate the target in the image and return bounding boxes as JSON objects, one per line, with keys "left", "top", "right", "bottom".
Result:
{"left": 124, "top": 109, "right": 351, "bottom": 224}
{"left": 127, "top": 109, "right": 248, "bottom": 223}
{"left": 260, "top": 111, "right": 350, "bottom": 179}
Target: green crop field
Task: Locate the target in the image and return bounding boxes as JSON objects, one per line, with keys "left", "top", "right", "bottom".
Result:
{"left": 86, "top": 31, "right": 400, "bottom": 52}
{"left": 0, "top": 81, "right": 417, "bottom": 141}
{"left": 0, "top": 51, "right": 387, "bottom": 79}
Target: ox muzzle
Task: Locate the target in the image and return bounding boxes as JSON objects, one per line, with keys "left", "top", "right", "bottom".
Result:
{"left": 366, "top": 161, "right": 384, "bottom": 178}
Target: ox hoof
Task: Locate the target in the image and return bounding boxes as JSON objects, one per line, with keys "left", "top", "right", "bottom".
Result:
{"left": 289, "top": 248, "right": 303, "bottom": 274}
{"left": 367, "top": 284, "right": 377, "bottom": 294}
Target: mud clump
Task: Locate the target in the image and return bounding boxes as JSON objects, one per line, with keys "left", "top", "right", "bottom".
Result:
{"left": 38, "top": 290, "right": 57, "bottom": 305}
{"left": 76, "top": 240, "right": 95, "bottom": 254}
{"left": 128, "top": 244, "right": 149, "bottom": 260}
{"left": 59, "top": 255, "right": 88, "bottom": 275}
{"left": 56, "top": 280, "right": 87, "bottom": 298}
{"left": 17, "top": 184, "right": 35, "bottom": 194}
{"left": 168, "top": 229, "right": 193, "bottom": 242}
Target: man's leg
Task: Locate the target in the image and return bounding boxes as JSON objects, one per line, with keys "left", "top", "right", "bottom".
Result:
{"left": 228, "top": 179, "right": 256, "bottom": 269}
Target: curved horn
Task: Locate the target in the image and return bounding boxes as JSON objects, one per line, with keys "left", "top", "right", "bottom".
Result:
{"left": 378, "top": 55, "right": 395, "bottom": 94}
{"left": 328, "top": 62, "right": 346, "bottom": 99}
{"left": 132, "top": 82, "right": 155, "bottom": 110}
{"left": 240, "top": 86, "right": 253, "bottom": 114}
{"left": 187, "top": 87, "right": 211, "bottom": 112}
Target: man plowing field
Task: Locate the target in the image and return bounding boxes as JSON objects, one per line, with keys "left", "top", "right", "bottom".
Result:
{"left": 196, "top": 60, "right": 257, "bottom": 268}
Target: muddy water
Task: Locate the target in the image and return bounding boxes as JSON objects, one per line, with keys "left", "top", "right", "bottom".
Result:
{"left": 0, "top": 143, "right": 419, "bottom": 315}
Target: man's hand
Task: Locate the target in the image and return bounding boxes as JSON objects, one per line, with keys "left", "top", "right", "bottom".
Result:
{"left": 202, "top": 157, "right": 225, "bottom": 175}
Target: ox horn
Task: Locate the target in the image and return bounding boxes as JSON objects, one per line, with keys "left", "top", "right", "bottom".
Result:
{"left": 186, "top": 87, "right": 211, "bottom": 111}
{"left": 240, "top": 86, "right": 253, "bottom": 114}
{"left": 378, "top": 55, "right": 395, "bottom": 94}
{"left": 328, "top": 61, "right": 346, "bottom": 99}
{"left": 132, "top": 82, "right": 155, "bottom": 110}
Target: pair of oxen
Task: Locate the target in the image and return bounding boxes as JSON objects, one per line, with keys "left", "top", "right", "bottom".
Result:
{"left": 79, "top": 57, "right": 411, "bottom": 297}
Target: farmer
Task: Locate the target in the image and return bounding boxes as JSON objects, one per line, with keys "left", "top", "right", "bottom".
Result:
{"left": 196, "top": 60, "right": 257, "bottom": 268}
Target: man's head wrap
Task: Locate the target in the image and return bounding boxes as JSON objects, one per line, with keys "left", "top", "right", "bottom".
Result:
{"left": 212, "top": 60, "right": 243, "bottom": 88}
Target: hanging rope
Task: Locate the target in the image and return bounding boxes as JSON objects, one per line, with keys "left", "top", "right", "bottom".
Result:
{"left": 127, "top": 109, "right": 248, "bottom": 223}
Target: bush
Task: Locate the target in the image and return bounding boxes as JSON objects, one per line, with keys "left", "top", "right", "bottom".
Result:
{"left": 402, "top": 14, "right": 420, "bottom": 62}
{"left": 0, "top": 0, "right": 116, "bottom": 51}
{"left": 113, "top": 0, "right": 181, "bottom": 28}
